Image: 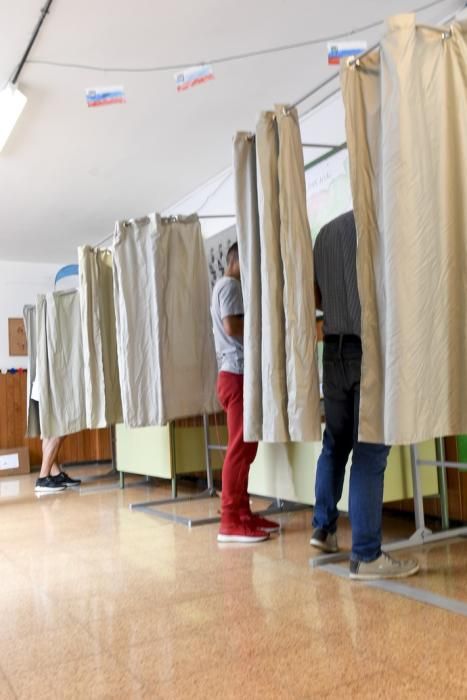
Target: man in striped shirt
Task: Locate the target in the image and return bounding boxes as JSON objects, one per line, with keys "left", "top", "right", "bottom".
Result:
{"left": 311, "top": 210, "right": 419, "bottom": 580}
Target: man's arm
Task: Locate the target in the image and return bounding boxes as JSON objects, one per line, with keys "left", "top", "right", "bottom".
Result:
{"left": 219, "top": 279, "right": 244, "bottom": 337}
{"left": 314, "top": 280, "right": 322, "bottom": 311}
{"left": 223, "top": 315, "right": 244, "bottom": 338}
{"left": 313, "top": 227, "right": 323, "bottom": 312}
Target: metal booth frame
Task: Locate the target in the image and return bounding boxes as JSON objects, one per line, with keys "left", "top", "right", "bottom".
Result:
{"left": 128, "top": 415, "right": 310, "bottom": 527}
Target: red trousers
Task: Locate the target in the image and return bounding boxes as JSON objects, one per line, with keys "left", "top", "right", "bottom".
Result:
{"left": 217, "top": 371, "right": 258, "bottom": 525}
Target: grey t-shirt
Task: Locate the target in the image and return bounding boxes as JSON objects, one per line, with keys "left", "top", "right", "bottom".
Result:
{"left": 211, "top": 276, "right": 244, "bottom": 374}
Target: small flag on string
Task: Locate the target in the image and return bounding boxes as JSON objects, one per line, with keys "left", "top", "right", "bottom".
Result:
{"left": 174, "top": 64, "right": 215, "bottom": 92}
{"left": 327, "top": 41, "right": 367, "bottom": 65}
{"left": 85, "top": 86, "right": 126, "bottom": 108}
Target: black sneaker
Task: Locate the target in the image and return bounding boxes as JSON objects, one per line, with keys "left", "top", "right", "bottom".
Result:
{"left": 52, "top": 471, "right": 81, "bottom": 487}
{"left": 35, "top": 477, "right": 66, "bottom": 493}
{"left": 310, "top": 527, "right": 339, "bottom": 553}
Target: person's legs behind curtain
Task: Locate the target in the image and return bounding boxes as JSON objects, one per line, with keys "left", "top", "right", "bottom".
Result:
{"left": 311, "top": 337, "right": 354, "bottom": 553}
{"left": 348, "top": 345, "right": 419, "bottom": 580}
{"left": 35, "top": 436, "right": 81, "bottom": 492}
{"left": 35, "top": 437, "right": 66, "bottom": 493}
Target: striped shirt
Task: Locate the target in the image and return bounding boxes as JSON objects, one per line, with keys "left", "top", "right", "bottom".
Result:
{"left": 313, "top": 210, "right": 361, "bottom": 336}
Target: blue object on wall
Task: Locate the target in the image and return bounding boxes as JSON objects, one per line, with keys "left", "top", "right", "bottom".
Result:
{"left": 55, "top": 264, "right": 79, "bottom": 286}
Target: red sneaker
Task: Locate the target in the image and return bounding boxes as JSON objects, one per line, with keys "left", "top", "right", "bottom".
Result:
{"left": 217, "top": 523, "right": 270, "bottom": 543}
{"left": 249, "top": 515, "right": 281, "bottom": 533}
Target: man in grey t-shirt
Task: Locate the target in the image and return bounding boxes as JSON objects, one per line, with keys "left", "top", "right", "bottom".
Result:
{"left": 211, "top": 243, "right": 279, "bottom": 543}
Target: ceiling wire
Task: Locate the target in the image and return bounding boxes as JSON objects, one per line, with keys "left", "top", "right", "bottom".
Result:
{"left": 26, "top": 0, "right": 454, "bottom": 74}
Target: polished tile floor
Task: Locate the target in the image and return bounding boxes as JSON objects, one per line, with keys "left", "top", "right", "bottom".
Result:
{"left": 1, "top": 467, "right": 467, "bottom": 699}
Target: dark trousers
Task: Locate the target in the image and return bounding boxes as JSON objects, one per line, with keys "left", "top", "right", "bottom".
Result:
{"left": 312, "top": 336, "right": 390, "bottom": 562}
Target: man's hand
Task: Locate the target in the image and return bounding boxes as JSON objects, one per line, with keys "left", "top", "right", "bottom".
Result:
{"left": 223, "top": 315, "right": 244, "bottom": 338}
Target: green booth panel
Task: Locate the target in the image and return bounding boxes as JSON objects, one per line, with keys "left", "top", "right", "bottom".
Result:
{"left": 248, "top": 436, "right": 439, "bottom": 509}
{"left": 116, "top": 424, "right": 172, "bottom": 479}
{"left": 457, "top": 435, "right": 467, "bottom": 471}
{"left": 116, "top": 423, "right": 226, "bottom": 478}
{"left": 117, "top": 422, "right": 438, "bottom": 510}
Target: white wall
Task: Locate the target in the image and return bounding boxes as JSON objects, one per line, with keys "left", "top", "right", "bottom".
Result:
{"left": 0, "top": 260, "right": 61, "bottom": 369}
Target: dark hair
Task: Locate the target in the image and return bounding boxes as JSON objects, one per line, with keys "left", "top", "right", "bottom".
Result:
{"left": 226, "top": 242, "right": 239, "bottom": 266}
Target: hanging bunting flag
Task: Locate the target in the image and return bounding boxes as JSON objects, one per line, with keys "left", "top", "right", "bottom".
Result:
{"left": 327, "top": 41, "right": 367, "bottom": 65}
{"left": 174, "top": 64, "right": 215, "bottom": 92}
{"left": 85, "top": 86, "right": 126, "bottom": 108}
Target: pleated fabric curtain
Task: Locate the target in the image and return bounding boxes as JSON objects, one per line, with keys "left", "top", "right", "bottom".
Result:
{"left": 78, "top": 246, "right": 123, "bottom": 429}
{"left": 113, "top": 213, "right": 219, "bottom": 427}
{"left": 234, "top": 105, "right": 321, "bottom": 443}
{"left": 233, "top": 133, "right": 263, "bottom": 441}
{"left": 36, "top": 290, "right": 87, "bottom": 438}
{"left": 341, "top": 13, "right": 467, "bottom": 445}
{"left": 23, "top": 304, "right": 40, "bottom": 438}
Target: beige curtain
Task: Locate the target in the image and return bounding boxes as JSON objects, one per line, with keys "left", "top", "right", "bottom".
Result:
{"left": 256, "top": 110, "right": 290, "bottom": 442}
{"left": 79, "top": 246, "right": 123, "bottom": 428}
{"left": 23, "top": 304, "right": 40, "bottom": 438}
{"left": 342, "top": 13, "right": 467, "bottom": 445}
{"left": 233, "top": 132, "right": 263, "bottom": 441}
{"left": 234, "top": 106, "right": 321, "bottom": 443}
{"left": 113, "top": 214, "right": 219, "bottom": 427}
{"left": 276, "top": 107, "right": 321, "bottom": 442}
{"left": 36, "top": 290, "right": 86, "bottom": 438}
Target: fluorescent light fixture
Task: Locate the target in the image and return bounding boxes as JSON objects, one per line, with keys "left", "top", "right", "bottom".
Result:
{"left": 0, "top": 82, "right": 27, "bottom": 152}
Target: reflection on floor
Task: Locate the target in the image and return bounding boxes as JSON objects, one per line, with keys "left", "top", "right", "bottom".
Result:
{"left": 0, "top": 466, "right": 466, "bottom": 699}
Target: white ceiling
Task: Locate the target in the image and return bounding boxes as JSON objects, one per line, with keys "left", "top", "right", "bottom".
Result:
{"left": 0, "top": 0, "right": 462, "bottom": 262}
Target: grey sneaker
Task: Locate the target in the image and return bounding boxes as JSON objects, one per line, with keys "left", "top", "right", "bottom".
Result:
{"left": 350, "top": 552, "right": 419, "bottom": 580}
{"left": 310, "top": 528, "right": 339, "bottom": 553}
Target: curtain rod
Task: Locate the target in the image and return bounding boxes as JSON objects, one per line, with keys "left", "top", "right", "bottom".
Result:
{"left": 94, "top": 214, "right": 236, "bottom": 248}
{"left": 349, "top": 20, "right": 456, "bottom": 67}
{"left": 302, "top": 142, "right": 341, "bottom": 149}
{"left": 291, "top": 71, "right": 340, "bottom": 110}
{"left": 199, "top": 214, "right": 235, "bottom": 219}
{"left": 292, "top": 10, "right": 463, "bottom": 107}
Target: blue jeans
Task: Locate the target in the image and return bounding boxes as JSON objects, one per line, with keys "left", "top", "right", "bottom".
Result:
{"left": 312, "top": 336, "right": 390, "bottom": 562}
